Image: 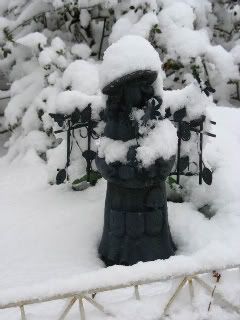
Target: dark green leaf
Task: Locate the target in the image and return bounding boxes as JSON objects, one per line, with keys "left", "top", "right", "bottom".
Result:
{"left": 179, "top": 156, "right": 189, "bottom": 172}
{"left": 80, "top": 105, "right": 91, "bottom": 122}
{"left": 82, "top": 150, "right": 96, "bottom": 161}
{"left": 56, "top": 169, "right": 66, "bottom": 185}
{"left": 72, "top": 170, "right": 101, "bottom": 189}
{"left": 71, "top": 108, "right": 81, "bottom": 124}
{"left": 165, "top": 107, "right": 171, "bottom": 118}
{"left": 202, "top": 167, "right": 212, "bottom": 185}
{"left": 49, "top": 113, "right": 65, "bottom": 127}
{"left": 190, "top": 116, "right": 205, "bottom": 127}
{"left": 178, "top": 121, "right": 191, "bottom": 141}
{"left": 173, "top": 107, "right": 186, "bottom": 122}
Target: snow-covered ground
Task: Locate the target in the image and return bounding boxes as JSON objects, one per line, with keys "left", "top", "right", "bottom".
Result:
{"left": 0, "top": 106, "right": 240, "bottom": 320}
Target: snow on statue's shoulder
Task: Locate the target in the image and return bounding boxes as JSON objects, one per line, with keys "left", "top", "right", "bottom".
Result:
{"left": 137, "top": 119, "right": 178, "bottom": 167}
{"left": 100, "top": 35, "right": 163, "bottom": 92}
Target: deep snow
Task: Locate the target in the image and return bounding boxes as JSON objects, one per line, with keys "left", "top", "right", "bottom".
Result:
{"left": 0, "top": 106, "right": 240, "bottom": 320}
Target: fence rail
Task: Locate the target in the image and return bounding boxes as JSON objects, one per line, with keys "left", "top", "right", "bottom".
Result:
{"left": 1, "top": 263, "right": 240, "bottom": 319}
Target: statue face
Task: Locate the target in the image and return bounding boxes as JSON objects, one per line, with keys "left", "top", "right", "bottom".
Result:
{"left": 106, "top": 80, "right": 155, "bottom": 119}
{"left": 123, "top": 81, "right": 154, "bottom": 110}
{"left": 122, "top": 83, "right": 143, "bottom": 110}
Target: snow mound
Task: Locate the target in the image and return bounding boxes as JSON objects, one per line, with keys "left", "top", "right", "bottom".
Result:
{"left": 51, "top": 37, "right": 65, "bottom": 52}
{"left": 163, "top": 83, "right": 214, "bottom": 120}
{"left": 206, "top": 45, "right": 239, "bottom": 81}
{"left": 109, "top": 12, "right": 158, "bottom": 44}
{"left": 71, "top": 43, "right": 91, "bottom": 59}
{"left": 38, "top": 47, "right": 57, "bottom": 67}
{"left": 158, "top": 5, "right": 210, "bottom": 60}
{"left": 100, "top": 35, "right": 162, "bottom": 91}
{"left": 62, "top": 60, "right": 99, "bottom": 95}
{"left": 15, "top": 32, "right": 47, "bottom": 50}
{"left": 159, "top": 2, "right": 196, "bottom": 29}
{"left": 55, "top": 91, "right": 104, "bottom": 119}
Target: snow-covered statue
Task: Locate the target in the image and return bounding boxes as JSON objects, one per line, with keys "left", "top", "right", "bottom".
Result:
{"left": 96, "top": 36, "right": 178, "bottom": 266}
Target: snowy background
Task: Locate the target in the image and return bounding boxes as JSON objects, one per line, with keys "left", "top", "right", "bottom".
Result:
{"left": 0, "top": 0, "right": 240, "bottom": 319}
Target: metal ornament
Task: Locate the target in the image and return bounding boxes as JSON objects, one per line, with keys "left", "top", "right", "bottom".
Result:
{"left": 49, "top": 105, "right": 100, "bottom": 186}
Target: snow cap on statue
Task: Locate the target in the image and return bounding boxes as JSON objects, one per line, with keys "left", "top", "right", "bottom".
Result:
{"left": 100, "top": 35, "right": 163, "bottom": 95}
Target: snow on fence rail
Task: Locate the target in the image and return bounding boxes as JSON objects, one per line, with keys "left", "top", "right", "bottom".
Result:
{"left": 1, "top": 258, "right": 240, "bottom": 320}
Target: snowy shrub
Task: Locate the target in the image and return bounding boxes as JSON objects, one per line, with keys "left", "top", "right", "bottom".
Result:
{"left": 0, "top": 0, "right": 239, "bottom": 197}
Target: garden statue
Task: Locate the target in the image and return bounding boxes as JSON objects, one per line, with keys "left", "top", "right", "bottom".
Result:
{"left": 96, "top": 35, "right": 178, "bottom": 266}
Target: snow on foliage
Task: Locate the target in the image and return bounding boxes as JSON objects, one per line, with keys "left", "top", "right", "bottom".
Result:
{"left": 71, "top": 43, "right": 91, "bottom": 59}
{"left": 109, "top": 11, "right": 158, "bottom": 44}
{"left": 62, "top": 60, "right": 99, "bottom": 95}
{"left": 15, "top": 32, "right": 47, "bottom": 50}
{"left": 55, "top": 91, "right": 104, "bottom": 117}
{"left": 0, "top": 0, "right": 239, "bottom": 188}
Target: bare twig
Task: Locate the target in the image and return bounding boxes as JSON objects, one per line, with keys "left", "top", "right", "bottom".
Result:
{"left": 208, "top": 271, "right": 221, "bottom": 312}
{"left": 98, "top": 17, "right": 107, "bottom": 60}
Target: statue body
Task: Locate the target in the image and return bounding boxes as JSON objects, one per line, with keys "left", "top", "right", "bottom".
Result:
{"left": 96, "top": 71, "right": 176, "bottom": 266}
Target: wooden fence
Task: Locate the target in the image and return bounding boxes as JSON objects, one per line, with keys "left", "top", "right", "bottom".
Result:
{"left": 0, "top": 263, "right": 240, "bottom": 320}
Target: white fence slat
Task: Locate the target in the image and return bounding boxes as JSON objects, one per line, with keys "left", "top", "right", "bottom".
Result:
{"left": 20, "top": 305, "right": 26, "bottom": 320}
{"left": 134, "top": 285, "right": 140, "bottom": 300}
{"left": 78, "top": 297, "right": 85, "bottom": 320}
{"left": 193, "top": 276, "right": 240, "bottom": 314}
{"left": 58, "top": 297, "right": 77, "bottom": 320}
{"left": 163, "top": 277, "right": 188, "bottom": 314}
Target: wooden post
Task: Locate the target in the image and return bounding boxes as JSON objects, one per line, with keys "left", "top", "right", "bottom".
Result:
{"left": 86, "top": 117, "right": 91, "bottom": 182}
{"left": 78, "top": 297, "right": 86, "bottom": 320}
{"left": 176, "top": 123, "right": 182, "bottom": 184}
{"left": 58, "top": 297, "right": 77, "bottom": 320}
{"left": 83, "top": 295, "right": 113, "bottom": 316}
{"left": 199, "top": 121, "right": 203, "bottom": 184}
{"left": 134, "top": 285, "right": 140, "bottom": 300}
{"left": 188, "top": 278, "right": 194, "bottom": 304}
{"left": 19, "top": 305, "right": 26, "bottom": 320}
{"left": 66, "top": 119, "right": 71, "bottom": 181}
{"left": 98, "top": 18, "right": 107, "bottom": 60}
{"left": 163, "top": 277, "right": 188, "bottom": 315}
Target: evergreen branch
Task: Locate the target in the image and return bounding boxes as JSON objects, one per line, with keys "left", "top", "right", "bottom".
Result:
{"left": 0, "top": 90, "right": 10, "bottom": 100}
{"left": 214, "top": 26, "right": 232, "bottom": 35}
{"left": 0, "top": 96, "right": 10, "bottom": 101}
{"left": 7, "top": 3, "right": 101, "bottom": 38}
{"left": 10, "top": 12, "right": 48, "bottom": 34}
{"left": 0, "top": 129, "right": 9, "bottom": 134}
{"left": 202, "top": 58, "right": 212, "bottom": 88}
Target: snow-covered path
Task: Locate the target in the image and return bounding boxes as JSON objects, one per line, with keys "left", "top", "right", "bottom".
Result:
{"left": 0, "top": 106, "right": 240, "bottom": 320}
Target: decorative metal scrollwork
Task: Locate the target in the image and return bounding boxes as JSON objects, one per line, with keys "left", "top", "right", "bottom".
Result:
{"left": 49, "top": 104, "right": 99, "bottom": 185}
